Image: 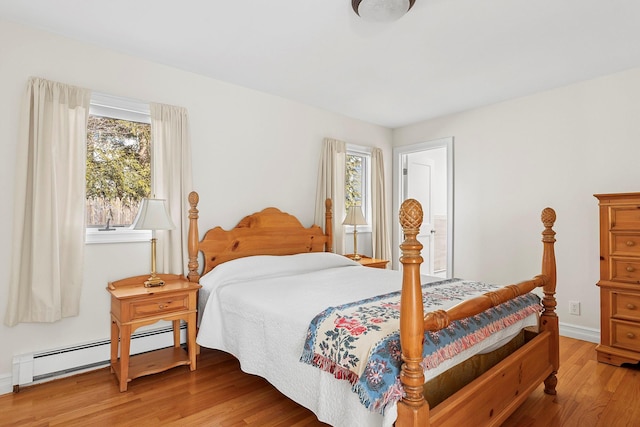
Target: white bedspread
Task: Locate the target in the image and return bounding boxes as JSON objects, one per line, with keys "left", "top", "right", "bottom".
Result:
{"left": 196, "top": 252, "right": 538, "bottom": 427}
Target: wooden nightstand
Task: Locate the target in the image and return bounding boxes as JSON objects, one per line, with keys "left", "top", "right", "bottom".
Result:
{"left": 107, "top": 274, "right": 201, "bottom": 392}
{"left": 345, "top": 254, "right": 389, "bottom": 269}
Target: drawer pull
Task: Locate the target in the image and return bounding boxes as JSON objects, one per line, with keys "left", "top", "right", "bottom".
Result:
{"left": 627, "top": 332, "right": 636, "bottom": 339}
{"left": 626, "top": 266, "right": 636, "bottom": 272}
{"left": 627, "top": 303, "right": 637, "bottom": 310}
{"left": 158, "top": 304, "right": 165, "bottom": 309}
{"left": 627, "top": 241, "right": 636, "bottom": 247}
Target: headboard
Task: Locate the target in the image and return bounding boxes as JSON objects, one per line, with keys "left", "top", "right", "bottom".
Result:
{"left": 187, "top": 191, "right": 333, "bottom": 282}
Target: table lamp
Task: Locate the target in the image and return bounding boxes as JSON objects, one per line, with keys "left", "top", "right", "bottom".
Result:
{"left": 343, "top": 205, "right": 367, "bottom": 260}
{"left": 132, "top": 198, "right": 176, "bottom": 287}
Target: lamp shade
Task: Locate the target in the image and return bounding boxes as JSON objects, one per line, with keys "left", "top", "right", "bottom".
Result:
{"left": 132, "top": 198, "right": 176, "bottom": 231}
{"left": 343, "top": 205, "right": 367, "bottom": 226}
{"left": 352, "top": 0, "right": 416, "bottom": 22}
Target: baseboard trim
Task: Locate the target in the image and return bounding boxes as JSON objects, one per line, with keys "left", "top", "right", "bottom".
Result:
{"left": 0, "top": 373, "right": 12, "bottom": 395}
{"left": 559, "top": 322, "right": 600, "bottom": 343}
{"left": 7, "top": 324, "right": 186, "bottom": 395}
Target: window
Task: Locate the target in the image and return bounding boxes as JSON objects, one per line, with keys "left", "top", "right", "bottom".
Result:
{"left": 85, "top": 93, "right": 152, "bottom": 244}
{"left": 345, "top": 145, "right": 371, "bottom": 230}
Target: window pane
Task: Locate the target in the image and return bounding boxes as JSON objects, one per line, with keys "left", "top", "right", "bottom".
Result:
{"left": 86, "top": 116, "right": 151, "bottom": 228}
{"left": 346, "top": 154, "right": 363, "bottom": 210}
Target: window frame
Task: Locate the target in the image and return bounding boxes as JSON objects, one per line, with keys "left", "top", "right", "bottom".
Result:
{"left": 345, "top": 144, "right": 372, "bottom": 233}
{"left": 85, "top": 93, "right": 152, "bottom": 245}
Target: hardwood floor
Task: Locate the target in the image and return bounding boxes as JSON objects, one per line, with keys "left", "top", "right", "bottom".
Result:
{"left": 1, "top": 336, "right": 638, "bottom": 426}
{"left": 502, "top": 336, "right": 640, "bottom": 427}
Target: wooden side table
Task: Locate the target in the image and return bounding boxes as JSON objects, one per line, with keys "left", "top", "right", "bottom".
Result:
{"left": 107, "top": 274, "right": 201, "bottom": 392}
{"left": 345, "top": 254, "right": 389, "bottom": 269}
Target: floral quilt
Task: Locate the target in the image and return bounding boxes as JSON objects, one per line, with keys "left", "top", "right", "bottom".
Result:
{"left": 300, "top": 278, "right": 542, "bottom": 414}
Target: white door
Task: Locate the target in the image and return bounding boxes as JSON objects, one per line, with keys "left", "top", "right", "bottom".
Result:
{"left": 393, "top": 137, "right": 453, "bottom": 278}
{"left": 403, "top": 154, "right": 435, "bottom": 275}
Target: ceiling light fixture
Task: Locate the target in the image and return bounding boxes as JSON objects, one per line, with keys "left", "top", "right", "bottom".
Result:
{"left": 352, "top": 0, "right": 416, "bottom": 22}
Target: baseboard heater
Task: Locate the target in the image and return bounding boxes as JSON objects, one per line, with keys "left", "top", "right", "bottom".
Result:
{"left": 12, "top": 324, "right": 186, "bottom": 392}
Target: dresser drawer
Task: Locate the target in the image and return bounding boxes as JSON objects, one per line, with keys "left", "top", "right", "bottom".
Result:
{"left": 610, "top": 320, "right": 640, "bottom": 352}
{"left": 130, "top": 294, "right": 189, "bottom": 319}
{"left": 610, "top": 258, "right": 640, "bottom": 284}
{"left": 611, "top": 233, "right": 640, "bottom": 256}
{"left": 612, "top": 292, "right": 640, "bottom": 321}
{"left": 610, "top": 206, "right": 640, "bottom": 231}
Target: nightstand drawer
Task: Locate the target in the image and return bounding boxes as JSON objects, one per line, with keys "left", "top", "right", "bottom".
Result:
{"left": 612, "top": 292, "right": 640, "bottom": 321}
{"left": 130, "top": 294, "right": 189, "bottom": 319}
{"left": 610, "top": 320, "right": 640, "bottom": 352}
{"left": 610, "top": 258, "right": 640, "bottom": 284}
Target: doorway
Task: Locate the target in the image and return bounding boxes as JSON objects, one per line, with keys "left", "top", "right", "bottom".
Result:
{"left": 393, "top": 137, "right": 453, "bottom": 278}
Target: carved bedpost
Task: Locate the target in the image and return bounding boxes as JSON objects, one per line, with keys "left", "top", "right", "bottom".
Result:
{"left": 325, "top": 198, "right": 334, "bottom": 253}
{"left": 397, "top": 199, "right": 429, "bottom": 427}
{"left": 539, "top": 207, "right": 559, "bottom": 395}
{"left": 187, "top": 191, "right": 200, "bottom": 283}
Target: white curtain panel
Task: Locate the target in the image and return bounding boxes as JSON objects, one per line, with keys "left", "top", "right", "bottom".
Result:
{"left": 5, "top": 77, "right": 91, "bottom": 326}
{"left": 371, "top": 148, "right": 391, "bottom": 263}
{"left": 150, "top": 103, "right": 193, "bottom": 276}
{"left": 315, "top": 138, "right": 346, "bottom": 254}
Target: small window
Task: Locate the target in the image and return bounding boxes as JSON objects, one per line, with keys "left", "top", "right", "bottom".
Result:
{"left": 85, "top": 93, "right": 152, "bottom": 244}
{"left": 345, "top": 146, "right": 371, "bottom": 230}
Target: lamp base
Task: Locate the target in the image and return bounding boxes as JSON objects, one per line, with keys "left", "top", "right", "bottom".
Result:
{"left": 352, "top": 253, "right": 362, "bottom": 261}
{"left": 144, "top": 237, "right": 165, "bottom": 287}
{"left": 144, "top": 275, "right": 165, "bottom": 287}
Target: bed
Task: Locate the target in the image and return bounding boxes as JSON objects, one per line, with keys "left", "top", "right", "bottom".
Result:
{"left": 186, "top": 191, "right": 559, "bottom": 427}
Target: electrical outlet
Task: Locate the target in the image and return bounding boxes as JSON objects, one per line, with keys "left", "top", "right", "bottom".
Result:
{"left": 569, "top": 300, "right": 581, "bottom": 316}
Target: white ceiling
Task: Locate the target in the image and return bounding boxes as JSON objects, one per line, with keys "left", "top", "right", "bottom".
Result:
{"left": 2, "top": 0, "right": 640, "bottom": 128}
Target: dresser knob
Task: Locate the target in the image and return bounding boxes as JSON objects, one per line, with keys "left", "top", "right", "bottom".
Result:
{"left": 627, "top": 303, "right": 637, "bottom": 310}
{"left": 627, "top": 332, "right": 636, "bottom": 339}
{"left": 627, "top": 266, "right": 636, "bottom": 272}
{"left": 158, "top": 304, "right": 165, "bottom": 309}
{"left": 627, "top": 241, "right": 636, "bottom": 246}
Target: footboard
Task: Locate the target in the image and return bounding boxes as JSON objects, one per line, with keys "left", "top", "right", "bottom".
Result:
{"left": 429, "top": 331, "right": 553, "bottom": 426}
{"left": 396, "top": 200, "right": 558, "bottom": 427}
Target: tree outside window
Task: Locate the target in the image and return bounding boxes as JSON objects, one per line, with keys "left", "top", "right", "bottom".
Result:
{"left": 345, "top": 153, "right": 363, "bottom": 210}
{"left": 85, "top": 116, "right": 151, "bottom": 228}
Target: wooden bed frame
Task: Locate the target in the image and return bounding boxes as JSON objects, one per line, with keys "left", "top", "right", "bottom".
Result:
{"left": 186, "top": 191, "right": 558, "bottom": 427}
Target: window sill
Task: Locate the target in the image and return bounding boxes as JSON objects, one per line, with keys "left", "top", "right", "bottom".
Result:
{"left": 85, "top": 228, "right": 151, "bottom": 244}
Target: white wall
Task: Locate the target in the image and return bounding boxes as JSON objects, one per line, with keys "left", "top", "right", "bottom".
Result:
{"left": 0, "top": 20, "right": 392, "bottom": 388}
{"left": 393, "top": 67, "right": 640, "bottom": 338}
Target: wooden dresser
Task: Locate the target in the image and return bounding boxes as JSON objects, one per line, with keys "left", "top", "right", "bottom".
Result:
{"left": 595, "top": 193, "right": 640, "bottom": 366}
